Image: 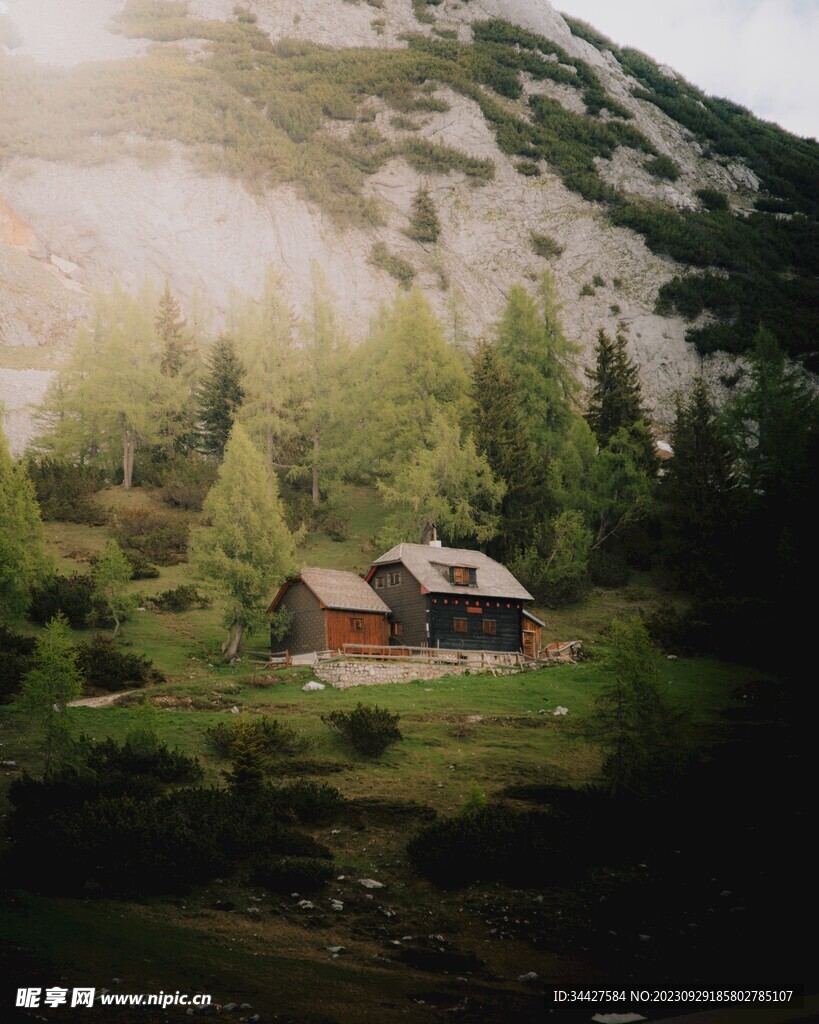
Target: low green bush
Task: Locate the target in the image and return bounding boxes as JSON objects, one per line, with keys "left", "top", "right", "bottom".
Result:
{"left": 206, "top": 715, "right": 310, "bottom": 759}
{"left": 158, "top": 452, "right": 218, "bottom": 511}
{"left": 696, "top": 187, "right": 728, "bottom": 212}
{"left": 24, "top": 457, "right": 107, "bottom": 524}
{"left": 0, "top": 627, "right": 35, "bottom": 705}
{"left": 150, "top": 584, "right": 210, "bottom": 612}
{"left": 645, "top": 155, "right": 681, "bottom": 181}
{"left": 112, "top": 507, "right": 190, "bottom": 565}
{"left": 368, "top": 243, "right": 416, "bottom": 289}
{"left": 323, "top": 702, "right": 403, "bottom": 756}
{"left": 530, "top": 231, "right": 563, "bottom": 258}
{"left": 75, "top": 637, "right": 164, "bottom": 692}
{"left": 27, "top": 573, "right": 95, "bottom": 629}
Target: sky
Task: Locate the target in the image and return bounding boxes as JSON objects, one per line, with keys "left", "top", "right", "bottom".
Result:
{"left": 559, "top": 0, "right": 819, "bottom": 140}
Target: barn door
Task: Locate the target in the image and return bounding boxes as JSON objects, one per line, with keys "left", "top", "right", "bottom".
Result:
{"left": 522, "top": 630, "right": 536, "bottom": 658}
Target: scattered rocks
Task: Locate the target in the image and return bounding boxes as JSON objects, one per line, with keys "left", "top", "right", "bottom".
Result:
{"left": 330, "top": 900, "right": 344, "bottom": 911}
{"left": 517, "top": 971, "right": 539, "bottom": 983}
{"left": 359, "top": 878, "right": 385, "bottom": 890}
{"left": 297, "top": 900, "right": 314, "bottom": 910}
{"left": 302, "top": 681, "right": 325, "bottom": 692}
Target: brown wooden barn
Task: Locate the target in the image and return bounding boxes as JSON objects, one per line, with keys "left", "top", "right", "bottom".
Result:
{"left": 267, "top": 568, "right": 390, "bottom": 656}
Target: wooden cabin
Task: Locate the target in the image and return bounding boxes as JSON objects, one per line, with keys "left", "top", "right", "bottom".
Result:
{"left": 365, "top": 542, "right": 535, "bottom": 653}
{"left": 267, "top": 568, "right": 390, "bottom": 656}
{"left": 522, "top": 608, "right": 545, "bottom": 658}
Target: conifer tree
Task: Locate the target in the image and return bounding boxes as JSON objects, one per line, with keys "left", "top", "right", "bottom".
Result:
{"left": 661, "top": 377, "right": 736, "bottom": 593}
{"left": 196, "top": 336, "right": 246, "bottom": 459}
{"left": 189, "top": 424, "right": 296, "bottom": 659}
{"left": 495, "top": 272, "right": 582, "bottom": 458}
{"left": 156, "top": 280, "right": 189, "bottom": 378}
{"left": 0, "top": 427, "right": 49, "bottom": 620}
{"left": 408, "top": 185, "right": 441, "bottom": 243}
{"left": 19, "top": 614, "right": 83, "bottom": 776}
{"left": 471, "top": 341, "right": 538, "bottom": 554}
{"left": 586, "top": 327, "right": 655, "bottom": 469}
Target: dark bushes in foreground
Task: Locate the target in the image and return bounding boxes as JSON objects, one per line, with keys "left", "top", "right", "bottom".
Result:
{"left": 28, "top": 573, "right": 95, "bottom": 629}
{"left": 75, "top": 637, "right": 164, "bottom": 691}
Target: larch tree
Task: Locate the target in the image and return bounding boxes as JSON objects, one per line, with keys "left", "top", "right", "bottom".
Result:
{"left": 93, "top": 539, "right": 134, "bottom": 638}
{"left": 495, "top": 272, "right": 581, "bottom": 460}
{"left": 377, "top": 413, "right": 505, "bottom": 548}
{"left": 196, "top": 335, "right": 246, "bottom": 460}
{"left": 0, "top": 425, "right": 49, "bottom": 620}
{"left": 189, "top": 423, "right": 296, "bottom": 659}
{"left": 156, "top": 280, "right": 190, "bottom": 378}
{"left": 19, "top": 614, "right": 83, "bottom": 777}
{"left": 234, "top": 269, "right": 304, "bottom": 479}
{"left": 407, "top": 184, "right": 441, "bottom": 243}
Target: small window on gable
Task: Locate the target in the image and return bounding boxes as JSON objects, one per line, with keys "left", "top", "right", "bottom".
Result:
{"left": 389, "top": 621, "right": 403, "bottom": 637}
{"left": 453, "top": 618, "right": 468, "bottom": 633}
{"left": 450, "top": 566, "right": 472, "bottom": 586}
{"left": 389, "top": 571, "right": 402, "bottom": 586}
{"left": 349, "top": 616, "right": 363, "bottom": 631}
{"left": 375, "top": 576, "right": 384, "bottom": 589}
{"left": 482, "top": 619, "right": 497, "bottom": 636}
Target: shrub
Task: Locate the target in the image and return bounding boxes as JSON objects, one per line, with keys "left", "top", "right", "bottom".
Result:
{"left": 206, "top": 716, "right": 310, "bottom": 759}
{"left": 645, "top": 155, "right": 681, "bottom": 181}
{"left": 530, "top": 231, "right": 563, "bottom": 258}
{"left": 123, "top": 551, "right": 160, "bottom": 579}
{"left": 407, "top": 805, "right": 555, "bottom": 888}
{"left": 322, "top": 702, "right": 402, "bottom": 756}
{"left": 580, "top": 282, "right": 595, "bottom": 296}
{"left": 368, "top": 242, "right": 416, "bottom": 289}
{"left": 515, "top": 159, "right": 540, "bottom": 176}
{"left": 0, "top": 627, "right": 35, "bottom": 705}
{"left": 78, "top": 734, "right": 203, "bottom": 784}
{"left": 112, "top": 507, "right": 190, "bottom": 565}
{"left": 24, "top": 457, "right": 107, "bottom": 524}
{"left": 268, "top": 780, "right": 345, "bottom": 822}
{"left": 696, "top": 187, "right": 728, "bottom": 212}
{"left": 592, "top": 273, "right": 605, "bottom": 287}
{"left": 150, "top": 584, "right": 210, "bottom": 612}
{"left": 249, "top": 855, "right": 334, "bottom": 893}
{"left": 28, "top": 573, "right": 95, "bottom": 629}
{"left": 158, "top": 452, "right": 218, "bottom": 511}
{"left": 407, "top": 186, "right": 441, "bottom": 243}
{"left": 75, "top": 636, "right": 164, "bottom": 692}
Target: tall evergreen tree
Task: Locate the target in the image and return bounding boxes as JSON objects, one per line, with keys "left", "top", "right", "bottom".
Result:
{"left": 661, "top": 377, "right": 737, "bottom": 594}
{"left": 586, "top": 327, "right": 655, "bottom": 469}
{"left": 495, "top": 272, "right": 581, "bottom": 460}
{"left": 0, "top": 426, "right": 49, "bottom": 619}
{"left": 155, "top": 280, "right": 189, "bottom": 378}
{"left": 19, "top": 614, "right": 83, "bottom": 776}
{"left": 196, "top": 336, "right": 246, "bottom": 459}
{"left": 189, "top": 424, "right": 296, "bottom": 659}
{"left": 471, "top": 340, "right": 538, "bottom": 555}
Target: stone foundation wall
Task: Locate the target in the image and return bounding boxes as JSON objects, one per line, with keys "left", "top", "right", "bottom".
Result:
{"left": 314, "top": 660, "right": 480, "bottom": 689}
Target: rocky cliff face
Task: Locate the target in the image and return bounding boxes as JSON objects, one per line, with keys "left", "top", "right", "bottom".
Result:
{"left": 0, "top": 0, "right": 766, "bottom": 451}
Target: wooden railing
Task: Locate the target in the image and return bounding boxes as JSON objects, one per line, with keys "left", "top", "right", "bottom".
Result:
{"left": 315, "top": 644, "right": 537, "bottom": 669}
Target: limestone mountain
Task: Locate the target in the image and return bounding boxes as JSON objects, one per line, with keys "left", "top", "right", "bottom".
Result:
{"left": 1, "top": 0, "right": 816, "bottom": 451}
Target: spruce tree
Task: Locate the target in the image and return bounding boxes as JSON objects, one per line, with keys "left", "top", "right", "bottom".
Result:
{"left": 408, "top": 185, "right": 441, "bottom": 243}
{"left": 196, "top": 336, "right": 246, "bottom": 459}
{"left": 471, "top": 341, "right": 538, "bottom": 554}
{"left": 661, "top": 377, "right": 736, "bottom": 594}
{"left": 586, "top": 327, "right": 655, "bottom": 470}
{"left": 155, "top": 281, "right": 189, "bottom": 378}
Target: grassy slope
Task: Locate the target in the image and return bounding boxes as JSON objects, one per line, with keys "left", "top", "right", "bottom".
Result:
{"left": 1, "top": 483, "right": 768, "bottom": 1022}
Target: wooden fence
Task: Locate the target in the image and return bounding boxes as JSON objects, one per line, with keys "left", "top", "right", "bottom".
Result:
{"left": 315, "top": 643, "right": 539, "bottom": 669}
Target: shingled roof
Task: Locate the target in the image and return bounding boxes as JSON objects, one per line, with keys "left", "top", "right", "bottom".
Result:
{"left": 370, "top": 543, "right": 533, "bottom": 601}
{"left": 269, "top": 568, "right": 391, "bottom": 615}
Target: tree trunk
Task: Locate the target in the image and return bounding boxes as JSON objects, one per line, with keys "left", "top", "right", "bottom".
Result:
{"left": 224, "top": 622, "right": 244, "bottom": 660}
{"left": 311, "top": 426, "right": 320, "bottom": 509}
{"left": 123, "top": 430, "right": 135, "bottom": 490}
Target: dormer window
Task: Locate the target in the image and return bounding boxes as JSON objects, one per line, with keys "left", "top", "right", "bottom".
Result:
{"left": 450, "top": 566, "right": 475, "bottom": 586}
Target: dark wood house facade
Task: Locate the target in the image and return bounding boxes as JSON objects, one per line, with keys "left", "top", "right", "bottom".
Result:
{"left": 267, "top": 568, "right": 390, "bottom": 656}
{"left": 365, "top": 542, "right": 536, "bottom": 653}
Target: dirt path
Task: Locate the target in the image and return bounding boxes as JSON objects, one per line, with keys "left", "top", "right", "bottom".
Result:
{"left": 70, "top": 690, "right": 141, "bottom": 708}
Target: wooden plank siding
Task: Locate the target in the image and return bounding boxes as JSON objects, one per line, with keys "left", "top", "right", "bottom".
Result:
{"left": 429, "top": 596, "right": 522, "bottom": 652}
{"left": 276, "top": 580, "right": 328, "bottom": 655}
{"left": 369, "top": 565, "right": 428, "bottom": 647}
{"left": 326, "top": 610, "right": 388, "bottom": 650}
